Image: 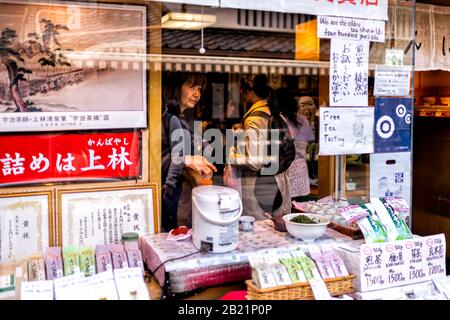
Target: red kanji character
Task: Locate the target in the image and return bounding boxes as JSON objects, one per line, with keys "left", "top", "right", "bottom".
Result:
{"left": 339, "top": 0, "right": 356, "bottom": 4}
{"left": 361, "top": 0, "right": 378, "bottom": 5}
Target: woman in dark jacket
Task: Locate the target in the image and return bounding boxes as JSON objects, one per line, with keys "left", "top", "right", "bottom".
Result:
{"left": 161, "top": 73, "right": 216, "bottom": 231}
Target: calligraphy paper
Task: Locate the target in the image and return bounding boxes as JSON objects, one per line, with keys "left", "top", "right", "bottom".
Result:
{"left": 330, "top": 39, "right": 369, "bottom": 107}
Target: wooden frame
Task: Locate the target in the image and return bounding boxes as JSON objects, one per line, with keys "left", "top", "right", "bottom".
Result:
{"left": 0, "top": 0, "right": 148, "bottom": 132}
{"left": 0, "top": 191, "right": 53, "bottom": 263}
{"left": 56, "top": 184, "right": 158, "bottom": 246}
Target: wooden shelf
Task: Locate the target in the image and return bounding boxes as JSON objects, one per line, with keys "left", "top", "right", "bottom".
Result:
{"left": 415, "top": 106, "right": 450, "bottom": 118}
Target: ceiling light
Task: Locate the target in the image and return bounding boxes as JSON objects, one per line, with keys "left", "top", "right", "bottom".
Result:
{"left": 161, "top": 12, "right": 217, "bottom": 30}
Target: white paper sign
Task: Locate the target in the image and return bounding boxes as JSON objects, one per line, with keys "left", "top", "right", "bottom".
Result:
{"left": 220, "top": 0, "right": 388, "bottom": 21}
{"left": 360, "top": 234, "right": 446, "bottom": 292}
{"left": 309, "top": 279, "right": 332, "bottom": 300}
{"left": 85, "top": 270, "right": 119, "bottom": 300}
{"left": 114, "top": 267, "right": 149, "bottom": 300}
{"left": 0, "top": 194, "right": 50, "bottom": 263}
{"left": 330, "top": 39, "right": 369, "bottom": 106}
{"left": 53, "top": 273, "right": 88, "bottom": 300}
{"left": 385, "top": 49, "right": 404, "bottom": 66}
{"left": 370, "top": 152, "right": 411, "bottom": 208}
{"left": 319, "top": 107, "right": 374, "bottom": 155}
{"left": 20, "top": 280, "right": 54, "bottom": 300}
{"left": 318, "top": 16, "right": 385, "bottom": 42}
{"left": 374, "top": 65, "right": 411, "bottom": 97}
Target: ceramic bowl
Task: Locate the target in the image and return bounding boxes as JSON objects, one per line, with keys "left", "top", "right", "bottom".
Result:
{"left": 283, "top": 213, "right": 330, "bottom": 243}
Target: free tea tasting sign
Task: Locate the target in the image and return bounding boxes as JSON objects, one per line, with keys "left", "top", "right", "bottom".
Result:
{"left": 318, "top": 16, "right": 385, "bottom": 43}
{"left": 360, "top": 234, "right": 446, "bottom": 292}
{"left": 319, "top": 107, "right": 374, "bottom": 155}
{"left": 0, "top": 131, "right": 141, "bottom": 186}
{"left": 330, "top": 38, "right": 370, "bottom": 107}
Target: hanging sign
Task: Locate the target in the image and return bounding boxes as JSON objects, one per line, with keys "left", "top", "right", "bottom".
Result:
{"left": 319, "top": 107, "right": 374, "bottom": 155}
{"left": 330, "top": 39, "right": 369, "bottom": 107}
{"left": 0, "top": 131, "right": 141, "bottom": 186}
{"left": 318, "top": 16, "right": 385, "bottom": 42}
{"left": 374, "top": 97, "right": 411, "bottom": 153}
{"left": 220, "top": 0, "right": 388, "bottom": 21}
{"left": 360, "top": 234, "right": 446, "bottom": 292}
{"left": 374, "top": 65, "right": 411, "bottom": 97}
{"left": 414, "top": 4, "right": 450, "bottom": 71}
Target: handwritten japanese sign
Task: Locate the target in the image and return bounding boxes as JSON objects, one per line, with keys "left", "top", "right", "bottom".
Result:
{"left": 374, "top": 98, "right": 411, "bottom": 153}
{"left": 58, "top": 185, "right": 156, "bottom": 246}
{"left": 319, "top": 107, "right": 374, "bottom": 155}
{"left": 374, "top": 65, "right": 411, "bottom": 97}
{"left": 360, "top": 234, "right": 446, "bottom": 292}
{"left": 330, "top": 39, "right": 369, "bottom": 107}
{"left": 0, "top": 131, "right": 141, "bottom": 186}
{"left": 220, "top": 0, "right": 388, "bottom": 21}
{"left": 318, "top": 16, "right": 385, "bottom": 42}
{"left": 0, "top": 192, "right": 51, "bottom": 263}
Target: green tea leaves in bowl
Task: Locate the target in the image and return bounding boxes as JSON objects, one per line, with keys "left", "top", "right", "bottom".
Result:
{"left": 290, "top": 215, "right": 318, "bottom": 224}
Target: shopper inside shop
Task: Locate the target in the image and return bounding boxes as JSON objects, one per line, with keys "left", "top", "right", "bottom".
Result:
{"left": 297, "top": 95, "right": 320, "bottom": 187}
{"left": 226, "top": 74, "right": 291, "bottom": 221}
{"left": 275, "top": 88, "right": 315, "bottom": 202}
{"left": 161, "top": 73, "right": 217, "bottom": 231}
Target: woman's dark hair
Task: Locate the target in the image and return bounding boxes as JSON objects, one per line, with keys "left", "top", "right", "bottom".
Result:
{"left": 162, "top": 72, "right": 206, "bottom": 115}
{"left": 240, "top": 74, "right": 270, "bottom": 99}
{"left": 165, "top": 99, "right": 180, "bottom": 116}
{"left": 274, "top": 87, "right": 300, "bottom": 127}
{"left": 240, "top": 74, "right": 281, "bottom": 116}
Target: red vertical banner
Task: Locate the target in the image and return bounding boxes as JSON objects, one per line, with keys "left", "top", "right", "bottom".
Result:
{"left": 0, "top": 131, "right": 141, "bottom": 185}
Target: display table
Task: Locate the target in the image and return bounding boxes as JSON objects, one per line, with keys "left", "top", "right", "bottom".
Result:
{"left": 140, "top": 220, "right": 352, "bottom": 295}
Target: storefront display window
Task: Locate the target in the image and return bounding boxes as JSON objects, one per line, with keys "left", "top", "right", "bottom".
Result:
{"left": 3, "top": 0, "right": 448, "bottom": 302}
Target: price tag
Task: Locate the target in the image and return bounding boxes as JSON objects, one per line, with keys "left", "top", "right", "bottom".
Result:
{"left": 360, "top": 234, "right": 446, "bottom": 292}
{"left": 308, "top": 279, "right": 332, "bottom": 300}
{"left": 21, "top": 280, "right": 54, "bottom": 300}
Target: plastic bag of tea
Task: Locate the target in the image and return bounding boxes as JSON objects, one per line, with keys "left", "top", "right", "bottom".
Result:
{"left": 370, "top": 198, "right": 412, "bottom": 241}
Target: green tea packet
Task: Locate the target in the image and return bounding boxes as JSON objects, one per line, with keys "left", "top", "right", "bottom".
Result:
{"left": 290, "top": 250, "right": 322, "bottom": 281}
{"left": 278, "top": 253, "right": 307, "bottom": 283}
{"left": 79, "top": 246, "right": 96, "bottom": 277}
{"left": 27, "top": 256, "right": 46, "bottom": 281}
{"left": 357, "top": 204, "right": 389, "bottom": 243}
{"left": 261, "top": 252, "right": 292, "bottom": 286}
{"left": 370, "top": 198, "right": 413, "bottom": 241}
{"left": 321, "top": 245, "right": 349, "bottom": 277}
{"left": 247, "top": 253, "right": 277, "bottom": 289}
{"left": 62, "top": 246, "right": 80, "bottom": 276}
{"left": 308, "top": 245, "right": 336, "bottom": 279}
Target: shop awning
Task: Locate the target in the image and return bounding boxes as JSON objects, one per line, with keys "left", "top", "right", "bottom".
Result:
{"left": 62, "top": 51, "right": 383, "bottom": 76}
{"left": 153, "top": 54, "right": 331, "bottom": 75}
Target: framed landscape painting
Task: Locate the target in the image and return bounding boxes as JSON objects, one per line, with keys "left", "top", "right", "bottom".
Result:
{"left": 0, "top": 1, "right": 147, "bottom": 132}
